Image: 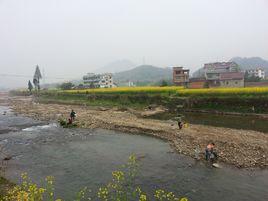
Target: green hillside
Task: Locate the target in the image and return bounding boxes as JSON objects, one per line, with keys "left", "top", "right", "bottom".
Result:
{"left": 114, "top": 65, "right": 173, "bottom": 86}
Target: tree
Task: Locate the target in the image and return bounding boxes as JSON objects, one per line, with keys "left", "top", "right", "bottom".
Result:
{"left": 244, "top": 71, "right": 261, "bottom": 82}
{"left": 28, "top": 80, "right": 33, "bottom": 92}
{"left": 33, "top": 65, "right": 42, "bottom": 90}
{"left": 59, "top": 82, "right": 75, "bottom": 90}
{"left": 160, "top": 80, "right": 168, "bottom": 87}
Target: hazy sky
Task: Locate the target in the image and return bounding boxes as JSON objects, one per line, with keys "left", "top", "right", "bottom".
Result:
{"left": 0, "top": 0, "right": 268, "bottom": 88}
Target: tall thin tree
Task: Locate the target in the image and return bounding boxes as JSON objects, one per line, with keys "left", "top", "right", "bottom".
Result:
{"left": 33, "top": 65, "right": 42, "bottom": 90}
{"left": 28, "top": 80, "right": 33, "bottom": 92}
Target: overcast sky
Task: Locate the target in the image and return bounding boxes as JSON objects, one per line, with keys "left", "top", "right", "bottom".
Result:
{"left": 0, "top": 0, "right": 268, "bottom": 88}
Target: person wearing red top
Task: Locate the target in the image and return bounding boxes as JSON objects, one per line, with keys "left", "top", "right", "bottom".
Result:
{"left": 205, "top": 142, "right": 217, "bottom": 162}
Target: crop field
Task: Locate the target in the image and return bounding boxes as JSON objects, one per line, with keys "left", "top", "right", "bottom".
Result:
{"left": 64, "top": 86, "right": 183, "bottom": 94}
{"left": 11, "top": 86, "right": 268, "bottom": 98}
{"left": 62, "top": 86, "right": 268, "bottom": 97}
{"left": 176, "top": 87, "right": 268, "bottom": 97}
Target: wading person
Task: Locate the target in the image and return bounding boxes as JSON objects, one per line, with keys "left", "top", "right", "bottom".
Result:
{"left": 70, "top": 109, "right": 76, "bottom": 122}
{"left": 205, "top": 142, "right": 218, "bottom": 163}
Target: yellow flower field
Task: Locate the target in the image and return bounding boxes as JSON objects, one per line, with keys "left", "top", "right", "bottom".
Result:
{"left": 63, "top": 86, "right": 268, "bottom": 96}
{"left": 177, "top": 87, "right": 268, "bottom": 96}
{"left": 65, "top": 86, "right": 183, "bottom": 94}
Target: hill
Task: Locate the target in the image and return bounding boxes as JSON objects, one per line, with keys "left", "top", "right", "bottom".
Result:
{"left": 94, "top": 59, "right": 136, "bottom": 74}
{"left": 230, "top": 57, "right": 268, "bottom": 72}
{"left": 113, "top": 65, "right": 173, "bottom": 86}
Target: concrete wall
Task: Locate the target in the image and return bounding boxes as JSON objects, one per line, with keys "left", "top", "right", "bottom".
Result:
{"left": 245, "top": 81, "right": 268, "bottom": 87}
{"left": 220, "top": 79, "right": 244, "bottom": 88}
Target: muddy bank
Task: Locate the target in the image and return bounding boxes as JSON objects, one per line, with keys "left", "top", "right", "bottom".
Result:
{"left": 7, "top": 95, "right": 268, "bottom": 169}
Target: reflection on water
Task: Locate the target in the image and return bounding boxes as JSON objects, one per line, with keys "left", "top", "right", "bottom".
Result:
{"left": 0, "top": 106, "right": 268, "bottom": 201}
{"left": 147, "top": 112, "right": 268, "bottom": 133}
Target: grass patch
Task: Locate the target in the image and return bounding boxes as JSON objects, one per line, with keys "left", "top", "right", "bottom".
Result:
{"left": 0, "top": 176, "right": 14, "bottom": 199}
{"left": 38, "top": 94, "right": 149, "bottom": 109}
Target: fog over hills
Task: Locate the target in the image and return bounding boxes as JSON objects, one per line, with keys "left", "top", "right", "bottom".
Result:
{"left": 230, "top": 57, "right": 268, "bottom": 73}
{"left": 94, "top": 60, "right": 136, "bottom": 74}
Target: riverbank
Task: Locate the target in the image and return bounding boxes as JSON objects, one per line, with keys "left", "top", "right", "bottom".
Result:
{"left": 6, "top": 94, "right": 268, "bottom": 169}
{"left": 10, "top": 87, "right": 268, "bottom": 114}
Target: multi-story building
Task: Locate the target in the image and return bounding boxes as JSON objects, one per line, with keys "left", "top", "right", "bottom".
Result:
{"left": 173, "top": 67, "right": 190, "bottom": 86}
{"left": 203, "top": 62, "right": 244, "bottom": 88}
{"left": 246, "top": 68, "right": 265, "bottom": 79}
{"left": 83, "top": 73, "right": 114, "bottom": 88}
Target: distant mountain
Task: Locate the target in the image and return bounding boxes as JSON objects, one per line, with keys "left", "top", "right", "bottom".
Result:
{"left": 94, "top": 59, "right": 136, "bottom": 73}
{"left": 114, "top": 65, "right": 172, "bottom": 86}
{"left": 230, "top": 57, "right": 268, "bottom": 72}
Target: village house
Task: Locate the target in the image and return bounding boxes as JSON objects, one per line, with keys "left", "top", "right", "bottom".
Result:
{"left": 172, "top": 67, "right": 190, "bottom": 87}
{"left": 246, "top": 68, "right": 265, "bottom": 79}
{"left": 189, "top": 62, "right": 245, "bottom": 88}
{"left": 203, "top": 62, "right": 244, "bottom": 88}
{"left": 83, "top": 73, "right": 115, "bottom": 88}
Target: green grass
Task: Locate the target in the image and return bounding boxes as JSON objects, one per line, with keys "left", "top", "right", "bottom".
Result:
{"left": 38, "top": 94, "right": 149, "bottom": 109}
{"left": 0, "top": 176, "right": 14, "bottom": 198}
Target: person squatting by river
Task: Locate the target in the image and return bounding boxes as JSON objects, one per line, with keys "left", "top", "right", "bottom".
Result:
{"left": 205, "top": 142, "right": 218, "bottom": 163}
{"left": 177, "top": 116, "right": 183, "bottom": 129}
{"left": 68, "top": 109, "right": 76, "bottom": 125}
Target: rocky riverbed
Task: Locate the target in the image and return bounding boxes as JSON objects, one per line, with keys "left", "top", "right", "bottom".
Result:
{"left": 3, "top": 94, "right": 268, "bottom": 168}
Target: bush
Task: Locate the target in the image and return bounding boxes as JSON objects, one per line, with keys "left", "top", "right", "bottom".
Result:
{"left": 58, "top": 82, "right": 75, "bottom": 90}
{"left": 58, "top": 118, "right": 77, "bottom": 128}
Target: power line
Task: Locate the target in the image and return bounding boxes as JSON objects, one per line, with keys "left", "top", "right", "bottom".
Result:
{"left": 0, "top": 73, "right": 72, "bottom": 80}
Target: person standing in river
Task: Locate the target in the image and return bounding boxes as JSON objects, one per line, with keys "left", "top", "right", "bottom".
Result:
{"left": 70, "top": 109, "right": 76, "bottom": 122}
{"left": 205, "top": 142, "right": 218, "bottom": 162}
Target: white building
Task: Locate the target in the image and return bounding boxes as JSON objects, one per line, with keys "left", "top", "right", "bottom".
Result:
{"left": 246, "top": 68, "right": 265, "bottom": 79}
{"left": 83, "top": 73, "right": 115, "bottom": 88}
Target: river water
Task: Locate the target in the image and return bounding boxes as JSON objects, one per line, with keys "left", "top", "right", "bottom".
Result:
{"left": 146, "top": 112, "right": 268, "bottom": 133}
{"left": 0, "top": 106, "right": 268, "bottom": 201}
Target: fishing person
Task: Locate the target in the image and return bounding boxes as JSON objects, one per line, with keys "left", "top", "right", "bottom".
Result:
{"left": 70, "top": 109, "right": 76, "bottom": 122}
{"left": 205, "top": 142, "right": 218, "bottom": 163}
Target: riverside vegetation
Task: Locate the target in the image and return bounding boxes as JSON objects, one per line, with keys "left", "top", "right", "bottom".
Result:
{"left": 10, "top": 86, "right": 268, "bottom": 113}
{"left": 1, "top": 155, "right": 188, "bottom": 201}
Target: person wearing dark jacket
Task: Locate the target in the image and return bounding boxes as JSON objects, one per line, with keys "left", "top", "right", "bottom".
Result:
{"left": 70, "top": 110, "right": 76, "bottom": 122}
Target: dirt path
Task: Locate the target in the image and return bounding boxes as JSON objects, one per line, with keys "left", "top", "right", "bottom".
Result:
{"left": 7, "top": 95, "right": 268, "bottom": 168}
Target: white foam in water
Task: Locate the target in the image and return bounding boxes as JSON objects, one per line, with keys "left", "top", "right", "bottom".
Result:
{"left": 22, "top": 123, "right": 58, "bottom": 132}
{"left": 0, "top": 139, "right": 8, "bottom": 144}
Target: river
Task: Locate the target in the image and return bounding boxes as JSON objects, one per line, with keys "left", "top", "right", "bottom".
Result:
{"left": 0, "top": 106, "right": 268, "bottom": 201}
{"left": 145, "top": 112, "right": 268, "bottom": 133}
